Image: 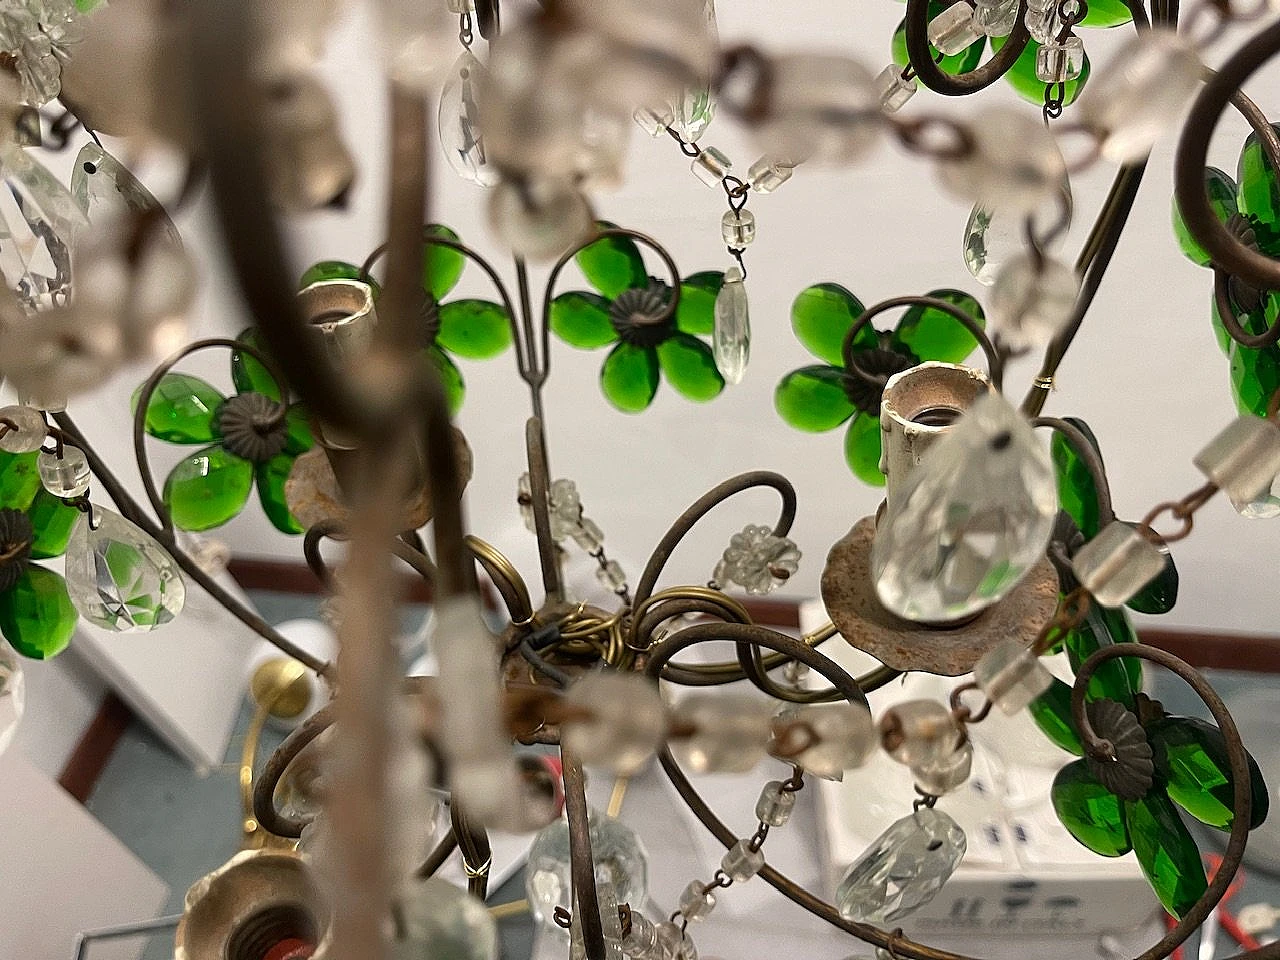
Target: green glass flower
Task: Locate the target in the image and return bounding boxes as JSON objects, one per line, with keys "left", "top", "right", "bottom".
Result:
{"left": 774, "top": 284, "right": 986, "bottom": 485}
{"left": 298, "top": 224, "right": 513, "bottom": 415}
{"left": 0, "top": 450, "right": 81, "bottom": 659}
{"left": 134, "top": 359, "right": 316, "bottom": 535}
{"left": 548, "top": 224, "right": 725, "bottom": 413}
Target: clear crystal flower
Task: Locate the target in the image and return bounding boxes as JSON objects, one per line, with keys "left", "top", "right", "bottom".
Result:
{"left": 518, "top": 474, "right": 583, "bottom": 542}
{"left": 713, "top": 524, "right": 801, "bottom": 595}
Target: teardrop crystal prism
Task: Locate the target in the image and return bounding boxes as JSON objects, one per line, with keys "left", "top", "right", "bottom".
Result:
{"left": 70, "top": 142, "right": 183, "bottom": 245}
{"left": 0, "top": 144, "right": 86, "bottom": 311}
{"left": 962, "top": 204, "right": 1014, "bottom": 286}
{"left": 834, "top": 808, "right": 967, "bottom": 924}
{"left": 438, "top": 50, "right": 500, "bottom": 187}
{"left": 64, "top": 507, "right": 185, "bottom": 632}
{"left": 0, "top": 644, "right": 25, "bottom": 755}
{"left": 871, "top": 390, "right": 1058, "bottom": 622}
{"left": 713, "top": 266, "right": 749, "bottom": 385}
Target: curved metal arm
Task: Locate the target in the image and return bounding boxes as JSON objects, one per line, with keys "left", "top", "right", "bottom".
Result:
{"left": 1032, "top": 417, "right": 1116, "bottom": 529}
{"left": 903, "top": 0, "right": 1031, "bottom": 95}
{"left": 302, "top": 520, "right": 439, "bottom": 590}
{"left": 1213, "top": 267, "right": 1280, "bottom": 348}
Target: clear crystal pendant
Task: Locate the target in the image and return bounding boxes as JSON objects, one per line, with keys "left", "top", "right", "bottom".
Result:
{"left": 962, "top": 204, "right": 1013, "bottom": 286}
{"left": 70, "top": 142, "right": 182, "bottom": 244}
{"left": 0, "top": 143, "right": 86, "bottom": 311}
{"left": 713, "top": 265, "right": 750, "bottom": 385}
{"left": 834, "top": 808, "right": 967, "bottom": 924}
{"left": 64, "top": 507, "right": 186, "bottom": 632}
{"left": 871, "top": 391, "right": 1058, "bottom": 622}
{"left": 669, "top": 0, "right": 718, "bottom": 142}
{"left": 0, "top": 644, "right": 25, "bottom": 755}
{"left": 439, "top": 50, "right": 501, "bottom": 187}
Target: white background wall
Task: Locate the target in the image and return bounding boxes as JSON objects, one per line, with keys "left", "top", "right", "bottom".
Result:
{"left": 63, "top": 0, "right": 1280, "bottom": 640}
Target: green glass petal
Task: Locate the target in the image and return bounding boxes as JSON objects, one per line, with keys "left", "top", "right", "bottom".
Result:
{"left": 576, "top": 221, "right": 648, "bottom": 299}
{"left": 1126, "top": 791, "right": 1208, "bottom": 919}
{"left": 231, "top": 327, "right": 283, "bottom": 402}
{"left": 656, "top": 333, "right": 725, "bottom": 403}
{"left": 844, "top": 414, "right": 885, "bottom": 486}
{"left": 1051, "top": 416, "right": 1104, "bottom": 539}
{"left": 550, "top": 291, "right": 619, "bottom": 348}
{"left": 677, "top": 272, "right": 724, "bottom": 335}
{"left": 1123, "top": 521, "right": 1179, "bottom": 615}
{"left": 892, "top": 288, "right": 986, "bottom": 365}
{"left": 28, "top": 489, "right": 80, "bottom": 559}
{"left": 1079, "top": 0, "right": 1134, "bottom": 25}
{"left": 131, "top": 373, "right": 225, "bottom": 444}
{"left": 0, "top": 566, "right": 76, "bottom": 659}
{"left": 1150, "top": 715, "right": 1269, "bottom": 831}
{"left": 1172, "top": 167, "right": 1238, "bottom": 267}
{"left": 1211, "top": 288, "right": 1277, "bottom": 356}
{"left": 436, "top": 299, "right": 514, "bottom": 360}
{"left": 1051, "top": 760, "right": 1131, "bottom": 856}
{"left": 600, "top": 343, "right": 660, "bottom": 413}
{"left": 0, "top": 450, "right": 40, "bottom": 511}
{"left": 299, "top": 260, "right": 381, "bottom": 298}
{"left": 1063, "top": 601, "right": 1141, "bottom": 707}
{"left": 775, "top": 366, "right": 857, "bottom": 432}
{"left": 257, "top": 454, "right": 304, "bottom": 535}
{"left": 427, "top": 345, "right": 466, "bottom": 416}
{"left": 1029, "top": 679, "right": 1085, "bottom": 756}
{"left": 284, "top": 405, "right": 314, "bottom": 457}
{"left": 993, "top": 37, "right": 1089, "bottom": 107}
{"left": 891, "top": 6, "right": 985, "bottom": 75}
{"left": 1230, "top": 340, "right": 1280, "bottom": 419}
{"left": 162, "top": 444, "right": 254, "bottom": 532}
{"left": 1237, "top": 124, "right": 1280, "bottom": 254}
{"left": 424, "top": 224, "right": 465, "bottom": 301}
{"left": 791, "top": 284, "right": 873, "bottom": 366}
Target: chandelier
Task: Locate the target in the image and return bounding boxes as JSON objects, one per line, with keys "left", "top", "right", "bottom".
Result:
{"left": 0, "top": 0, "right": 1276, "bottom": 959}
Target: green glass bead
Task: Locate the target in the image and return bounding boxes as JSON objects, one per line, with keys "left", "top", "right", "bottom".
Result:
{"left": 576, "top": 222, "right": 648, "bottom": 300}
{"left": 1230, "top": 341, "right": 1280, "bottom": 419}
{"left": 28, "top": 489, "right": 79, "bottom": 560}
{"left": 1172, "top": 167, "right": 1237, "bottom": 267}
{"left": 993, "top": 37, "right": 1090, "bottom": 107}
{"left": 844, "top": 413, "right": 885, "bottom": 486}
{"left": 1211, "top": 288, "right": 1276, "bottom": 356}
{"left": 284, "top": 405, "right": 314, "bottom": 457}
{"left": 892, "top": 289, "right": 986, "bottom": 365}
{"left": 257, "top": 454, "right": 303, "bottom": 535}
{"left": 1150, "top": 716, "right": 1269, "bottom": 831}
{"left": 601, "top": 343, "right": 660, "bottom": 413}
{"left": 550, "top": 291, "right": 619, "bottom": 348}
{"left": 775, "top": 366, "right": 856, "bottom": 432}
{"left": 656, "top": 333, "right": 724, "bottom": 403}
{"left": 1029, "top": 679, "right": 1085, "bottom": 756}
{"left": 231, "top": 327, "right": 284, "bottom": 402}
{"left": 1125, "top": 791, "right": 1208, "bottom": 919}
{"left": 891, "top": 6, "right": 984, "bottom": 75}
{"left": 1064, "top": 601, "right": 1140, "bottom": 707}
{"left": 424, "top": 224, "right": 465, "bottom": 301}
{"left": 1123, "top": 521, "right": 1178, "bottom": 615}
{"left": 132, "top": 373, "right": 224, "bottom": 444}
{"left": 791, "top": 284, "right": 873, "bottom": 366}
{"left": 436, "top": 299, "right": 513, "bottom": 359}
{"left": 300, "top": 260, "right": 380, "bottom": 297}
{"left": 677, "top": 271, "right": 724, "bottom": 336}
{"left": 163, "top": 445, "right": 254, "bottom": 531}
{"left": 1051, "top": 416, "right": 1103, "bottom": 539}
{"left": 1079, "top": 0, "right": 1133, "bottom": 25}
{"left": 0, "top": 566, "right": 76, "bottom": 659}
{"left": 427, "top": 345, "right": 466, "bottom": 415}
{"left": 1051, "top": 760, "right": 1131, "bottom": 857}
{"left": 0, "top": 451, "right": 40, "bottom": 512}
{"left": 1237, "top": 124, "right": 1280, "bottom": 254}
{"left": 75, "top": 0, "right": 106, "bottom": 11}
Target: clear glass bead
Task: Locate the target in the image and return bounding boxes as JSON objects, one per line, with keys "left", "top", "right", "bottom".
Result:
{"left": 874, "top": 64, "right": 917, "bottom": 114}
{"left": 620, "top": 910, "right": 661, "bottom": 959}
{"left": 392, "top": 877, "right": 497, "bottom": 960}
{"left": 712, "top": 524, "right": 800, "bottom": 595}
{"left": 691, "top": 146, "right": 732, "bottom": 187}
{"left": 634, "top": 104, "right": 674, "bottom": 137}
{"left": 755, "top": 779, "right": 797, "bottom": 826}
{"left": 772, "top": 703, "right": 876, "bottom": 779}
{"left": 938, "top": 106, "right": 1066, "bottom": 215}
{"left": 597, "top": 558, "right": 628, "bottom": 592}
{"left": 1194, "top": 416, "right": 1280, "bottom": 510}
{"left": 989, "top": 253, "right": 1080, "bottom": 351}
{"left": 1036, "top": 36, "right": 1085, "bottom": 83}
{"left": 871, "top": 392, "right": 1058, "bottom": 622}
{"left": 928, "top": 2, "right": 982, "bottom": 56}
{"left": 912, "top": 738, "right": 973, "bottom": 795}
{"left": 754, "top": 55, "right": 880, "bottom": 167}
{"left": 0, "top": 645, "right": 25, "bottom": 756}
{"left": 656, "top": 921, "right": 697, "bottom": 960}
{"left": 571, "top": 516, "right": 605, "bottom": 553}
{"left": 671, "top": 695, "right": 773, "bottom": 773}
{"left": 835, "top": 808, "right": 967, "bottom": 924}
{"left": 526, "top": 809, "right": 648, "bottom": 931}
{"left": 438, "top": 50, "right": 501, "bottom": 187}
{"left": 489, "top": 176, "right": 592, "bottom": 261}
{"left": 746, "top": 156, "right": 794, "bottom": 194}
{"left": 37, "top": 447, "right": 90, "bottom": 498}
{"left": 721, "top": 838, "right": 765, "bottom": 882}
{"left": 879, "top": 700, "right": 962, "bottom": 767}
{"left": 974, "top": 639, "right": 1053, "bottom": 714}
{"left": 1070, "top": 520, "right": 1171, "bottom": 608}
{"left": 258, "top": 72, "right": 355, "bottom": 211}
{"left": 713, "top": 266, "right": 750, "bottom": 386}
{"left": 1079, "top": 28, "right": 1202, "bottom": 163}
{"left": 0, "top": 405, "right": 47, "bottom": 453}
{"left": 1024, "top": 3, "right": 1060, "bottom": 43}
{"left": 974, "top": 0, "right": 1019, "bottom": 36}
{"left": 64, "top": 508, "right": 185, "bottom": 632}
{"left": 678, "top": 880, "right": 716, "bottom": 922}
{"left": 562, "top": 673, "right": 667, "bottom": 775}
{"left": 721, "top": 209, "right": 756, "bottom": 247}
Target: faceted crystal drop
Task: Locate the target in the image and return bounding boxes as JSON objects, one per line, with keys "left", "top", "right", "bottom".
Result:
{"left": 713, "top": 266, "right": 750, "bottom": 386}
{"left": 64, "top": 508, "right": 185, "bottom": 632}
{"left": 0, "top": 645, "right": 24, "bottom": 754}
{"left": 834, "top": 808, "right": 967, "bottom": 924}
{"left": 871, "top": 391, "right": 1058, "bottom": 622}
{"left": 438, "top": 50, "right": 500, "bottom": 187}
{"left": 963, "top": 204, "right": 1016, "bottom": 287}
{"left": 525, "top": 809, "right": 648, "bottom": 930}
{"left": 70, "top": 143, "right": 182, "bottom": 245}
{"left": 392, "top": 877, "right": 497, "bottom": 960}
{"left": 0, "top": 404, "right": 47, "bottom": 453}
{"left": 0, "top": 143, "right": 86, "bottom": 311}
{"left": 672, "top": 85, "right": 716, "bottom": 143}
{"left": 1149, "top": 715, "right": 1269, "bottom": 831}
{"left": 36, "top": 447, "right": 90, "bottom": 498}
